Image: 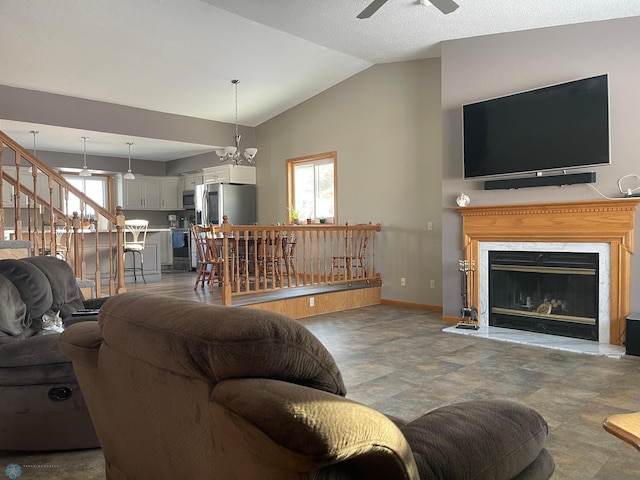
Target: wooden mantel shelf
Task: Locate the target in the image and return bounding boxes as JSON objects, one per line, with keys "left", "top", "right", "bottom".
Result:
{"left": 454, "top": 199, "right": 640, "bottom": 346}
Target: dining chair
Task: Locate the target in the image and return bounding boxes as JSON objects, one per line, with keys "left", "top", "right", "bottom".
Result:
{"left": 191, "top": 224, "right": 223, "bottom": 292}
{"left": 332, "top": 226, "right": 370, "bottom": 280}
{"left": 257, "top": 230, "right": 284, "bottom": 287}
{"left": 282, "top": 231, "right": 297, "bottom": 281}
{"left": 121, "top": 219, "right": 148, "bottom": 284}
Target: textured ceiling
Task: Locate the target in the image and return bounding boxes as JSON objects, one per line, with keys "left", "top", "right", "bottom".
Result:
{"left": 1, "top": 0, "right": 639, "bottom": 160}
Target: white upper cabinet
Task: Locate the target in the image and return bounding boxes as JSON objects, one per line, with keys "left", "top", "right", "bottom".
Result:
{"left": 180, "top": 173, "right": 203, "bottom": 192}
{"left": 160, "top": 178, "right": 178, "bottom": 210}
{"left": 115, "top": 174, "right": 181, "bottom": 211}
{"left": 2, "top": 166, "right": 58, "bottom": 208}
{"left": 202, "top": 165, "right": 256, "bottom": 185}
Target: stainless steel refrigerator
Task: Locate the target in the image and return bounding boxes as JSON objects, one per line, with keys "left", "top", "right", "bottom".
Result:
{"left": 194, "top": 183, "right": 256, "bottom": 227}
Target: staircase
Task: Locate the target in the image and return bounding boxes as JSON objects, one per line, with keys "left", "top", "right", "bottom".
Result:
{"left": 0, "top": 130, "right": 126, "bottom": 296}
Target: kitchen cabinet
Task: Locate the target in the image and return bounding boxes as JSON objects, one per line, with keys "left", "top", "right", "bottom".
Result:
{"left": 115, "top": 174, "right": 186, "bottom": 211}
{"left": 115, "top": 174, "right": 160, "bottom": 210}
{"left": 2, "top": 167, "right": 26, "bottom": 207}
{"left": 180, "top": 173, "right": 203, "bottom": 191}
{"left": 2, "top": 180, "right": 15, "bottom": 208}
{"left": 160, "top": 178, "right": 179, "bottom": 210}
{"left": 202, "top": 165, "right": 256, "bottom": 185}
{"left": 2, "top": 167, "right": 59, "bottom": 208}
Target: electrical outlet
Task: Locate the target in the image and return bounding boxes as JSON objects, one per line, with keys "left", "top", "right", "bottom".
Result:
{"left": 427, "top": 221, "right": 434, "bottom": 231}
{"left": 430, "top": 279, "right": 436, "bottom": 289}
{"left": 309, "top": 297, "right": 314, "bottom": 307}
{"left": 400, "top": 277, "right": 406, "bottom": 286}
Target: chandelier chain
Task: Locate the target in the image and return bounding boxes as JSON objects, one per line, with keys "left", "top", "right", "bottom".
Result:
{"left": 234, "top": 79, "right": 239, "bottom": 139}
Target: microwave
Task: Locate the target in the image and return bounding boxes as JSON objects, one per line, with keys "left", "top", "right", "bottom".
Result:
{"left": 182, "top": 191, "right": 196, "bottom": 209}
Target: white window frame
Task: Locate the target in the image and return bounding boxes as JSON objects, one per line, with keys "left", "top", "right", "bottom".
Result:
{"left": 62, "top": 174, "right": 109, "bottom": 218}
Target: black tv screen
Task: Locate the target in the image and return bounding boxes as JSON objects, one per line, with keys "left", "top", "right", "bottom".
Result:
{"left": 462, "top": 74, "right": 610, "bottom": 179}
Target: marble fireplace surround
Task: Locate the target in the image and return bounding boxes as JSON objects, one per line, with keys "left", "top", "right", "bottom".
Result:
{"left": 454, "top": 199, "right": 640, "bottom": 347}
{"left": 478, "top": 241, "right": 609, "bottom": 343}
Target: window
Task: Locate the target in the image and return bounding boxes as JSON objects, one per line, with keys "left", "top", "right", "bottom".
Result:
{"left": 287, "top": 152, "right": 336, "bottom": 222}
{"left": 63, "top": 174, "right": 109, "bottom": 217}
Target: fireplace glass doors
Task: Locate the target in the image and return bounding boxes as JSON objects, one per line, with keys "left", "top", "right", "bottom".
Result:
{"left": 489, "top": 251, "right": 598, "bottom": 340}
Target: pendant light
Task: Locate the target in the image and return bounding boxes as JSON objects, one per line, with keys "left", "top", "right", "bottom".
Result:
{"left": 28, "top": 130, "right": 39, "bottom": 173}
{"left": 31, "top": 130, "right": 39, "bottom": 156}
{"left": 79, "top": 136, "right": 92, "bottom": 177}
{"left": 123, "top": 142, "right": 135, "bottom": 180}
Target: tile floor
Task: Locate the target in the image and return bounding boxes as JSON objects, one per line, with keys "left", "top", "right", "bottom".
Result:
{"left": 2, "top": 304, "right": 640, "bottom": 479}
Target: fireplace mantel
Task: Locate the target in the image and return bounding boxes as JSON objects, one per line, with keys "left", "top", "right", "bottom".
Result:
{"left": 454, "top": 199, "right": 640, "bottom": 346}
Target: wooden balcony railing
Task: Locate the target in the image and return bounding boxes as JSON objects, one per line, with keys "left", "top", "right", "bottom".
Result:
{"left": 216, "top": 216, "right": 382, "bottom": 305}
{"left": 0, "top": 130, "right": 126, "bottom": 296}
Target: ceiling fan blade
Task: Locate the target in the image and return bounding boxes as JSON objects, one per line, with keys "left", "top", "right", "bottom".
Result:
{"left": 357, "top": 0, "right": 389, "bottom": 19}
{"left": 427, "top": 0, "right": 459, "bottom": 15}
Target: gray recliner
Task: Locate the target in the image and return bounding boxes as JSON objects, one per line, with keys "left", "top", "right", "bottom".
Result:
{"left": 0, "top": 256, "right": 106, "bottom": 451}
{"left": 59, "top": 292, "right": 555, "bottom": 479}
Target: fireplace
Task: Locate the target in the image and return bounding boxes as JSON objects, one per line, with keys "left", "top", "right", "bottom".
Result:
{"left": 488, "top": 250, "right": 598, "bottom": 340}
{"left": 453, "top": 200, "right": 640, "bottom": 346}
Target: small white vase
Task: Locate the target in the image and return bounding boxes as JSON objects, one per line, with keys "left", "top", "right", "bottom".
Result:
{"left": 456, "top": 192, "right": 471, "bottom": 207}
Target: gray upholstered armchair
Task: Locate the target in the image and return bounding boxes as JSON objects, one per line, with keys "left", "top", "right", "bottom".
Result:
{"left": 0, "top": 256, "right": 107, "bottom": 450}
{"left": 59, "top": 292, "right": 554, "bottom": 479}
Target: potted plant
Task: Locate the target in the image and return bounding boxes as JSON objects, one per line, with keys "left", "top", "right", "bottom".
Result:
{"left": 288, "top": 207, "right": 300, "bottom": 225}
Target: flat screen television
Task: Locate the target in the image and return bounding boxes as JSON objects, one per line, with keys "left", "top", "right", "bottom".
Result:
{"left": 462, "top": 74, "right": 610, "bottom": 179}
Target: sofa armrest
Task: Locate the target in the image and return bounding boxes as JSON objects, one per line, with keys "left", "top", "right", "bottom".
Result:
{"left": 211, "top": 377, "right": 419, "bottom": 480}
{"left": 57, "top": 321, "right": 103, "bottom": 368}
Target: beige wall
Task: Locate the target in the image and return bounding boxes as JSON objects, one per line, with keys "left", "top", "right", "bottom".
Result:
{"left": 441, "top": 16, "right": 640, "bottom": 317}
{"left": 256, "top": 60, "right": 443, "bottom": 306}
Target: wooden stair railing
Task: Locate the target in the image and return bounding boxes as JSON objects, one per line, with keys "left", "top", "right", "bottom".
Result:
{"left": 0, "top": 130, "right": 126, "bottom": 296}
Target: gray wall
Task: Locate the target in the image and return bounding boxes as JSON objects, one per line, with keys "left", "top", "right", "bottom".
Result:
{"left": 440, "top": 16, "right": 640, "bottom": 317}
{"left": 256, "top": 60, "right": 443, "bottom": 306}
{"left": 0, "top": 85, "right": 255, "bottom": 175}
{"left": 30, "top": 151, "right": 167, "bottom": 177}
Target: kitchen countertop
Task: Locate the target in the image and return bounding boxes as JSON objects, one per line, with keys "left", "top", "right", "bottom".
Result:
{"left": 3, "top": 226, "right": 178, "bottom": 241}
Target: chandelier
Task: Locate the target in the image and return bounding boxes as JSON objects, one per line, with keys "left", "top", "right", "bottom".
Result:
{"left": 215, "top": 79, "right": 257, "bottom": 166}
{"left": 79, "top": 136, "right": 92, "bottom": 177}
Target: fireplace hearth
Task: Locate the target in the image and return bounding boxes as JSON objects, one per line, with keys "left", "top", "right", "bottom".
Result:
{"left": 489, "top": 251, "right": 598, "bottom": 340}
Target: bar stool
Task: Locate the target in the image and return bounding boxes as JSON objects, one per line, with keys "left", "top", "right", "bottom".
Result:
{"left": 118, "top": 219, "right": 148, "bottom": 284}
{"left": 54, "top": 226, "right": 73, "bottom": 261}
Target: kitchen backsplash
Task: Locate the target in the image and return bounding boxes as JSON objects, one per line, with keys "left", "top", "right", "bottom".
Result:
{"left": 121, "top": 209, "right": 190, "bottom": 227}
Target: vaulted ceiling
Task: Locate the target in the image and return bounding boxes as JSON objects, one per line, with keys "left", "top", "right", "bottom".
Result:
{"left": 1, "top": 0, "right": 639, "bottom": 159}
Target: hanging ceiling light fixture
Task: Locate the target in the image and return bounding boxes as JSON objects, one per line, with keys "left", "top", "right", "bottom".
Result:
{"left": 28, "top": 130, "right": 39, "bottom": 173}
{"left": 79, "top": 136, "right": 92, "bottom": 177}
{"left": 215, "top": 79, "right": 257, "bottom": 166}
{"left": 124, "top": 142, "right": 135, "bottom": 180}
{"left": 31, "top": 130, "right": 39, "bottom": 156}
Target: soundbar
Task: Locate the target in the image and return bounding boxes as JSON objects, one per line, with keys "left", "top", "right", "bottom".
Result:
{"left": 484, "top": 172, "right": 596, "bottom": 190}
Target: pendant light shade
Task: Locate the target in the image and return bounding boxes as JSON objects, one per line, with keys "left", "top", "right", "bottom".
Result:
{"left": 79, "top": 136, "right": 92, "bottom": 177}
{"left": 124, "top": 142, "right": 135, "bottom": 180}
